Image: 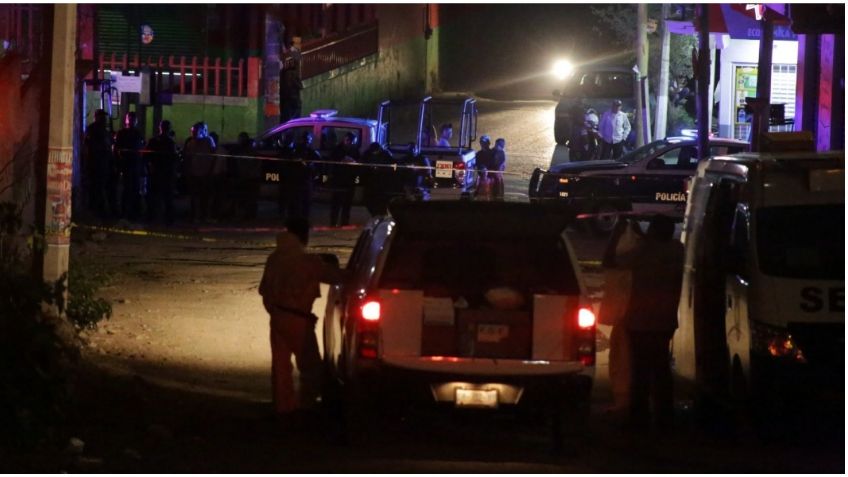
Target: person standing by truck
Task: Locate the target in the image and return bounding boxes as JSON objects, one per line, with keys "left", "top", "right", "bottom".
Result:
{"left": 615, "top": 215, "right": 683, "bottom": 430}
{"left": 599, "top": 99, "right": 631, "bottom": 160}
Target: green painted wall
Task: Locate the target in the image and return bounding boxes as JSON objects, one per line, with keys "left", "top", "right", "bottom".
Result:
{"left": 84, "top": 91, "right": 259, "bottom": 142}
{"left": 300, "top": 4, "right": 429, "bottom": 119}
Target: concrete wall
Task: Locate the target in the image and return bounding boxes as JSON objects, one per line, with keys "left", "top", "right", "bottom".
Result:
{"left": 301, "top": 4, "right": 429, "bottom": 119}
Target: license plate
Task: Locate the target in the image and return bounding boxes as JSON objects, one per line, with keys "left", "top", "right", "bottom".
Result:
{"left": 435, "top": 161, "right": 453, "bottom": 178}
{"left": 455, "top": 388, "right": 498, "bottom": 408}
{"left": 477, "top": 324, "right": 509, "bottom": 343}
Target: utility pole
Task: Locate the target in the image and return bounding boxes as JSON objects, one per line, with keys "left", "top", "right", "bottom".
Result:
{"left": 695, "top": 4, "right": 710, "bottom": 159}
{"left": 750, "top": 16, "right": 774, "bottom": 152}
{"left": 41, "top": 4, "right": 77, "bottom": 287}
{"left": 654, "top": 3, "right": 670, "bottom": 140}
{"left": 634, "top": 3, "right": 648, "bottom": 147}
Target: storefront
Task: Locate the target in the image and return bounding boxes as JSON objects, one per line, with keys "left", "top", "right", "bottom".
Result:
{"left": 717, "top": 37, "right": 798, "bottom": 140}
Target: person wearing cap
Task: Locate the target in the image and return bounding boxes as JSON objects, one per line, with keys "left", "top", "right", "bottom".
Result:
{"left": 474, "top": 135, "right": 494, "bottom": 200}
{"left": 599, "top": 99, "right": 631, "bottom": 160}
{"left": 259, "top": 217, "right": 343, "bottom": 424}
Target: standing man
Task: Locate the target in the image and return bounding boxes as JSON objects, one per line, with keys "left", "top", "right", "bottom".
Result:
{"left": 360, "top": 141, "right": 396, "bottom": 217}
{"left": 615, "top": 215, "right": 683, "bottom": 430}
{"left": 599, "top": 99, "right": 631, "bottom": 160}
{"left": 280, "top": 56, "right": 303, "bottom": 123}
{"left": 114, "top": 112, "right": 146, "bottom": 221}
{"left": 279, "top": 131, "right": 318, "bottom": 222}
{"left": 183, "top": 122, "right": 217, "bottom": 223}
{"left": 146, "top": 120, "right": 179, "bottom": 225}
{"left": 491, "top": 138, "right": 507, "bottom": 200}
{"left": 259, "top": 217, "right": 342, "bottom": 421}
{"left": 327, "top": 132, "right": 360, "bottom": 227}
{"left": 84, "top": 109, "right": 116, "bottom": 221}
{"left": 474, "top": 135, "right": 494, "bottom": 200}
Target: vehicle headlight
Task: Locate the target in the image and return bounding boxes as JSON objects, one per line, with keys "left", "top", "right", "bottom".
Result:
{"left": 750, "top": 320, "right": 807, "bottom": 363}
{"left": 552, "top": 59, "right": 574, "bottom": 80}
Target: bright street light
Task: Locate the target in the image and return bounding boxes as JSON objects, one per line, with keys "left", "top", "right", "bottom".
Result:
{"left": 552, "top": 59, "right": 574, "bottom": 80}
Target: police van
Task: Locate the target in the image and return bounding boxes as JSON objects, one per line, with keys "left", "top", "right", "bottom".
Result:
{"left": 672, "top": 150, "right": 844, "bottom": 423}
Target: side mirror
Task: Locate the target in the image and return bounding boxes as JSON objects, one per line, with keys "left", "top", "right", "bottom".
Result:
{"left": 552, "top": 89, "right": 561, "bottom": 97}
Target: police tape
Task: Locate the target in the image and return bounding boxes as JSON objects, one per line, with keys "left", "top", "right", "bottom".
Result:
{"left": 71, "top": 222, "right": 362, "bottom": 247}
{"left": 116, "top": 148, "right": 537, "bottom": 179}
{"left": 72, "top": 222, "right": 601, "bottom": 268}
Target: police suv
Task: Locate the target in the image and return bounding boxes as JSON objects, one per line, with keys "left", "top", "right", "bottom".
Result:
{"left": 672, "top": 150, "right": 844, "bottom": 427}
{"left": 529, "top": 138, "right": 747, "bottom": 233}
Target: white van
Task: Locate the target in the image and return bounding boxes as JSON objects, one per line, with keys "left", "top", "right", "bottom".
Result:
{"left": 672, "top": 151, "right": 844, "bottom": 415}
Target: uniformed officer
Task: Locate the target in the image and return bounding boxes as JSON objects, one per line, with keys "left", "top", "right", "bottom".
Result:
{"left": 327, "top": 132, "right": 360, "bottom": 227}
{"left": 114, "top": 112, "right": 146, "bottom": 221}
{"left": 84, "top": 109, "right": 116, "bottom": 220}
{"left": 146, "top": 120, "right": 179, "bottom": 225}
{"left": 279, "top": 131, "right": 318, "bottom": 222}
{"left": 360, "top": 142, "right": 397, "bottom": 216}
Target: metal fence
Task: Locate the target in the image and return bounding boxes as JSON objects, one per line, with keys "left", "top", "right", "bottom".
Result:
{"left": 98, "top": 53, "right": 248, "bottom": 97}
{"left": 300, "top": 23, "right": 378, "bottom": 79}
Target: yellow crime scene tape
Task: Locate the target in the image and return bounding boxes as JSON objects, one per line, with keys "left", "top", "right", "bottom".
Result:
{"left": 118, "top": 147, "right": 538, "bottom": 180}
{"left": 72, "top": 222, "right": 600, "bottom": 267}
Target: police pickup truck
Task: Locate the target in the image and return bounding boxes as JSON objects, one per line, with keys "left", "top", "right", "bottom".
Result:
{"left": 528, "top": 138, "right": 747, "bottom": 233}
{"left": 672, "top": 149, "right": 844, "bottom": 434}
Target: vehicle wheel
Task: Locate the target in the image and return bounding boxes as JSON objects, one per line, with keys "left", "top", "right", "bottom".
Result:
{"left": 554, "top": 119, "right": 570, "bottom": 145}
{"left": 591, "top": 203, "right": 621, "bottom": 235}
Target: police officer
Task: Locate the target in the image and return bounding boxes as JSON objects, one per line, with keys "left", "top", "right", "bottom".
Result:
{"left": 327, "top": 132, "right": 360, "bottom": 227}
{"left": 474, "top": 135, "right": 495, "bottom": 200}
{"left": 279, "top": 131, "right": 318, "bottom": 222}
{"left": 401, "top": 142, "right": 432, "bottom": 200}
{"left": 146, "top": 120, "right": 179, "bottom": 225}
{"left": 84, "top": 109, "right": 116, "bottom": 220}
{"left": 183, "top": 122, "right": 217, "bottom": 223}
{"left": 259, "top": 218, "right": 342, "bottom": 424}
{"left": 232, "top": 132, "right": 260, "bottom": 221}
{"left": 114, "top": 112, "right": 146, "bottom": 221}
{"left": 360, "top": 141, "right": 396, "bottom": 217}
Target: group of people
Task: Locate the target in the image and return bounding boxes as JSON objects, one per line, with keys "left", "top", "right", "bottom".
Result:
{"left": 85, "top": 110, "right": 180, "bottom": 225}
{"left": 571, "top": 99, "right": 632, "bottom": 162}
{"left": 474, "top": 135, "right": 507, "bottom": 200}
{"left": 84, "top": 111, "right": 263, "bottom": 225}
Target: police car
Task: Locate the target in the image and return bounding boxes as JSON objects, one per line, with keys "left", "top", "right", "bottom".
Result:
{"left": 528, "top": 138, "right": 748, "bottom": 233}
{"left": 252, "top": 109, "right": 378, "bottom": 186}
{"left": 672, "top": 149, "right": 844, "bottom": 432}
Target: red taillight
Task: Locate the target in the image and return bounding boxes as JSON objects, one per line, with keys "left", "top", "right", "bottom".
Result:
{"left": 453, "top": 161, "right": 465, "bottom": 170}
{"left": 361, "top": 300, "right": 381, "bottom": 321}
{"left": 577, "top": 307, "right": 596, "bottom": 329}
{"left": 574, "top": 306, "right": 596, "bottom": 367}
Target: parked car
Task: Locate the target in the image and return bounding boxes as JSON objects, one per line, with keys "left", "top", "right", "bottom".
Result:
{"left": 321, "top": 200, "right": 594, "bottom": 445}
{"left": 529, "top": 137, "right": 748, "bottom": 233}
